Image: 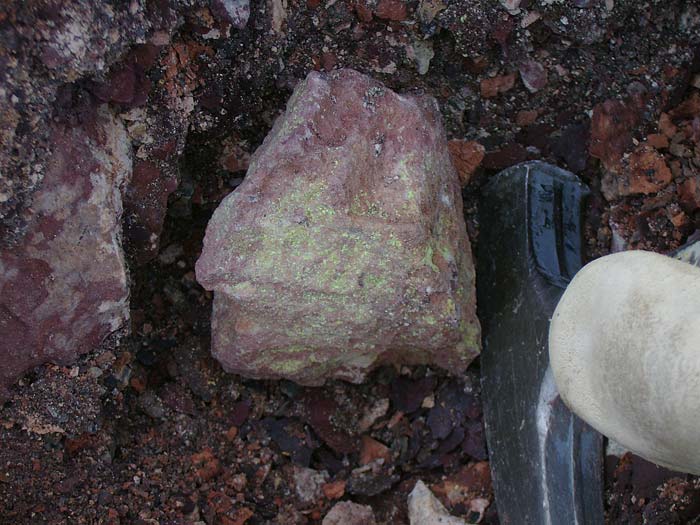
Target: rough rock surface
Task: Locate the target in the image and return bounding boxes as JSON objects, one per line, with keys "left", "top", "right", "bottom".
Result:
{"left": 197, "top": 69, "right": 480, "bottom": 385}
{"left": 322, "top": 501, "right": 377, "bottom": 525}
{"left": 0, "top": 107, "right": 131, "bottom": 398}
{"left": 408, "top": 480, "right": 469, "bottom": 525}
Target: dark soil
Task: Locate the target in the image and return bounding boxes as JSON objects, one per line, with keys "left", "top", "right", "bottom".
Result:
{"left": 2, "top": 0, "right": 700, "bottom": 523}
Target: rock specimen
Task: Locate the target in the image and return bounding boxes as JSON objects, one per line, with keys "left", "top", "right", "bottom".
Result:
{"left": 196, "top": 69, "right": 480, "bottom": 385}
{"left": 0, "top": 107, "right": 131, "bottom": 399}
{"left": 408, "top": 480, "right": 469, "bottom": 525}
{"left": 322, "top": 501, "right": 376, "bottom": 525}
{"left": 549, "top": 250, "right": 700, "bottom": 475}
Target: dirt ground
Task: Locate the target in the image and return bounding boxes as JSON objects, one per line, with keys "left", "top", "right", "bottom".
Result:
{"left": 2, "top": 0, "right": 700, "bottom": 523}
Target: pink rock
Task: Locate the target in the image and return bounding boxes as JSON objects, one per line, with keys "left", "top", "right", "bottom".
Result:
{"left": 0, "top": 107, "right": 131, "bottom": 398}
{"left": 519, "top": 59, "right": 548, "bottom": 93}
{"left": 323, "top": 501, "right": 377, "bottom": 525}
{"left": 196, "top": 69, "right": 481, "bottom": 385}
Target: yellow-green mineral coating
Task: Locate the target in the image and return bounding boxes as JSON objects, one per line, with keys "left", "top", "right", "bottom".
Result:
{"left": 196, "top": 69, "right": 481, "bottom": 385}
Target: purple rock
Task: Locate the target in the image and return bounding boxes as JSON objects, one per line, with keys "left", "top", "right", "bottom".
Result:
{"left": 0, "top": 108, "right": 131, "bottom": 398}
{"left": 196, "top": 69, "right": 481, "bottom": 385}
{"left": 519, "top": 58, "right": 548, "bottom": 93}
{"left": 211, "top": 0, "right": 250, "bottom": 29}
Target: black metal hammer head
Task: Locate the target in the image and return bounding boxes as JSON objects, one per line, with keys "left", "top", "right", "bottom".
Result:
{"left": 477, "top": 161, "right": 603, "bottom": 525}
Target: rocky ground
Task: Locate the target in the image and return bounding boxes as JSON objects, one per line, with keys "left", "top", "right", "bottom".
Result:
{"left": 1, "top": 0, "right": 700, "bottom": 523}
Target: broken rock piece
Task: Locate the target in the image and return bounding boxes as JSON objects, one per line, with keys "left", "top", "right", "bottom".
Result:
{"left": 196, "top": 69, "right": 480, "bottom": 385}
{"left": 408, "top": 480, "right": 470, "bottom": 525}
{"left": 322, "top": 501, "right": 376, "bottom": 525}
{"left": 0, "top": 107, "right": 131, "bottom": 399}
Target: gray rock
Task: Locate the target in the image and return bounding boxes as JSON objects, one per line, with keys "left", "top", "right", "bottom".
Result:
{"left": 408, "top": 480, "right": 470, "bottom": 525}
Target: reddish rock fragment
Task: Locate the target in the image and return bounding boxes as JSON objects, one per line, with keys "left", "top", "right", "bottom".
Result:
{"left": 0, "top": 108, "right": 131, "bottom": 398}
{"left": 354, "top": 1, "right": 374, "bottom": 22}
{"left": 480, "top": 73, "right": 516, "bottom": 98}
{"left": 322, "top": 480, "right": 346, "bottom": 500}
{"left": 360, "top": 436, "right": 391, "bottom": 465}
{"left": 375, "top": 0, "right": 408, "bottom": 21}
{"left": 601, "top": 146, "right": 672, "bottom": 200}
{"left": 481, "top": 143, "right": 528, "bottom": 170}
{"left": 220, "top": 508, "right": 254, "bottom": 525}
{"left": 590, "top": 99, "right": 640, "bottom": 172}
{"left": 448, "top": 140, "right": 485, "bottom": 186}
{"left": 516, "top": 110, "right": 539, "bottom": 127}
{"left": 678, "top": 177, "right": 700, "bottom": 212}
{"left": 191, "top": 449, "right": 222, "bottom": 481}
{"left": 431, "top": 461, "right": 492, "bottom": 506}
{"left": 196, "top": 69, "right": 480, "bottom": 385}
{"left": 658, "top": 113, "right": 678, "bottom": 138}
{"left": 321, "top": 52, "right": 338, "bottom": 72}
{"left": 646, "top": 133, "right": 669, "bottom": 149}
{"left": 669, "top": 91, "right": 700, "bottom": 120}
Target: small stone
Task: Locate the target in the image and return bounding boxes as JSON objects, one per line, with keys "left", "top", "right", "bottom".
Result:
{"left": 322, "top": 501, "right": 376, "bottom": 525}
{"left": 211, "top": 0, "right": 250, "bottom": 29}
{"left": 196, "top": 69, "right": 480, "bottom": 385}
{"left": 346, "top": 468, "right": 399, "bottom": 497}
{"left": 293, "top": 466, "right": 329, "bottom": 506}
{"left": 516, "top": 110, "right": 538, "bottom": 127}
{"left": 646, "top": 133, "right": 669, "bottom": 149}
{"left": 678, "top": 177, "right": 700, "bottom": 212}
{"left": 590, "top": 99, "right": 640, "bottom": 172}
{"left": 551, "top": 122, "right": 590, "bottom": 173}
{"left": 669, "top": 91, "right": 700, "bottom": 120}
{"left": 480, "top": 73, "right": 516, "bottom": 98}
{"left": 322, "top": 480, "right": 346, "bottom": 500}
{"left": 448, "top": 140, "right": 485, "bottom": 186}
{"left": 410, "top": 39, "right": 435, "bottom": 75}
{"left": 601, "top": 145, "right": 672, "bottom": 200}
{"left": 519, "top": 59, "right": 548, "bottom": 93}
{"left": 520, "top": 11, "right": 541, "bottom": 28}
{"left": 431, "top": 461, "right": 492, "bottom": 507}
{"left": 658, "top": 113, "right": 678, "bottom": 138}
{"left": 499, "top": 0, "right": 521, "bottom": 15}
{"left": 359, "top": 436, "right": 391, "bottom": 465}
{"left": 191, "top": 449, "right": 222, "bottom": 481}
{"left": 390, "top": 375, "right": 436, "bottom": 413}
{"left": 408, "top": 480, "right": 467, "bottom": 525}
{"left": 417, "top": 0, "right": 446, "bottom": 24}
{"left": 375, "top": 0, "right": 408, "bottom": 21}
{"left": 354, "top": 2, "right": 373, "bottom": 22}
{"left": 138, "top": 391, "right": 166, "bottom": 419}
{"left": 220, "top": 140, "right": 251, "bottom": 173}
{"left": 321, "top": 52, "right": 338, "bottom": 72}
{"left": 669, "top": 142, "right": 692, "bottom": 158}
{"left": 358, "top": 398, "right": 390, "bottom": 431}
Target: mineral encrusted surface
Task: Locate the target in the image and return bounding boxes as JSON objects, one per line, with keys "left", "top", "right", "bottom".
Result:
{"left": 196, "top": 69, "right": 480, "bottom": 385}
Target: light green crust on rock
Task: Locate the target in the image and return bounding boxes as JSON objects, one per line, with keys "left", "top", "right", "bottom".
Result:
{"left": 196, "top": 69, "right": 481, "bottom": 385}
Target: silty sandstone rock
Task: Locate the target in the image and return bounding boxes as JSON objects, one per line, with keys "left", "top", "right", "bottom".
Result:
{"left": 0, "top": 107, "right": 131, "bottom": 398}
{"left": 196, "top": 69, "right": 480, "bottom": 385}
